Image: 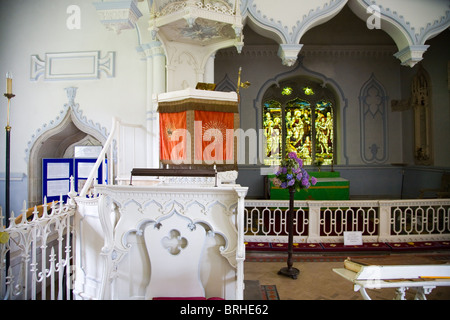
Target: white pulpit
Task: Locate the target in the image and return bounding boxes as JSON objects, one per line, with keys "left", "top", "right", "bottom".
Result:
{"left": 74, "top": 174, "right": 247, "bottom": 300}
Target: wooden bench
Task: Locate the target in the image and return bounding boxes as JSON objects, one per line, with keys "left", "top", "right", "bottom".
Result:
{"left": 333, "top": 259, "right": 450, "bottom": 300}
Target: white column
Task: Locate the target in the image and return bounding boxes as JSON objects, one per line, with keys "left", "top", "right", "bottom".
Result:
{"left": 204, "top": 53, "right": 216, "bottom": 84}
{"left": 152, "top": 43, "right": 166, "bottom": 95}
{"left": 145, "top": 50, "right": 155, "bottom": 168}
{"left": 151, "top": 43, "right": 166, "bottom": 168}
{"left": 142, "top": 41, "right": 166, "bottom": 168}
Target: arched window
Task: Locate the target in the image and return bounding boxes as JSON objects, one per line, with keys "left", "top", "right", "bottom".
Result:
{"left": 263, "top": 78, "right": 335, "bottom": 166}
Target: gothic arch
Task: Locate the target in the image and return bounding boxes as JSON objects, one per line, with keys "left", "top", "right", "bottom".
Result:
{"left": 254, "top": 60, "right": 348, "bottom": 164}
{"left": 27, "top": 88, "right": 108, "bottom": 208}
{"left": 216, "top": 73, "right": 237, "bottom": 92}
{"left": 348, "top": 0, "right": 450, "bottom": 67}
{"left": 242, "top": 0, "right": 347, "bottom": 66}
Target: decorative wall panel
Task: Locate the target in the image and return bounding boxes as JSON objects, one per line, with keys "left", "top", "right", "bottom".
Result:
{"left": 359, "top": 74, "right": 388, "bottom": 164}
{"left": 30, "top": 51, "right": 115, "bottom": 81}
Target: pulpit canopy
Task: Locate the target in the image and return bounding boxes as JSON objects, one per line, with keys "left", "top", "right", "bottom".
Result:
{"left": 155, "top": 88, "right": 239, "bottom": 169}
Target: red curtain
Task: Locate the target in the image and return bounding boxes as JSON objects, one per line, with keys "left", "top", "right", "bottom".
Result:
{"left": 159, "top": 112, "right": 187, "bottom": 162}
{"left": 194, "top": 111, "right": 234, "bottom": 163}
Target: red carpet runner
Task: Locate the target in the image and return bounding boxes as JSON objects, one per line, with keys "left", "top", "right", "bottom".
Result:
{"left": 245, "top": 241, "right": 450, "bottom": 252}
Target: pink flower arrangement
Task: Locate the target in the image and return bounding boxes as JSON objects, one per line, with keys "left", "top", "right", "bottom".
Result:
{"left": 272, "top": 152, "right": 317, "bottom": 192}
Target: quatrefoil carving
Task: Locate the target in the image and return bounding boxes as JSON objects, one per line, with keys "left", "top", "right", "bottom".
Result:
{"left": 161, "top": 229, "right": 188, "bottom": 255}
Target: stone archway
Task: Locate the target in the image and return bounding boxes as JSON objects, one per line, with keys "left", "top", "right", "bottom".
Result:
{"left": 27, "top": 88, "right": 107, "bottom": 208}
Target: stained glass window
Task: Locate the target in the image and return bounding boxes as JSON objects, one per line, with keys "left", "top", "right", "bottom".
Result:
{"left": 285, "top": 98, "right": 312, "bottom": 164}
{"left": 282, "top": 86, "right": 293, "bottom": 96}
{"left": 314, "top": 100, "right": 333, "bottom": 165}
{"left": 303, "top": 86, "right": 314, "bottom": 96}
{"left": 263, "top": 100, "right": 282, "bottom": 166}
{"left": 262, "top": 80, "right": 335, "bottom": 166}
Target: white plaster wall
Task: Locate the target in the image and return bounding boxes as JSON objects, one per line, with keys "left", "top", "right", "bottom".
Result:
{"left": 0, "top": 0, "right": 148, "bottom": 175}
{"left": 302, "top": 48, "right": 403, "bottom": 165}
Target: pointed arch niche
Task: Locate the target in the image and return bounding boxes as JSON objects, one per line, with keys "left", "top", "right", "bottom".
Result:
{"left": 411, "top": 65, "right": 433, "bottom": 165}
{"left": 359, "top": 74, "right": 389, "bottom": 164}
{"left": 261, "top": 75, "right": 338, "bottom": 166}
{"left": 27, "top": 88, "right": 108, "bottom": 208}
{"left": 254, "top": 61, "right": 347, "bottom": 166}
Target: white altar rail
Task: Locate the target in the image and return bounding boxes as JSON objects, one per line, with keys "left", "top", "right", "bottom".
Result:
{"left": 244, "top": 199, "right": 450, "bottom": 244}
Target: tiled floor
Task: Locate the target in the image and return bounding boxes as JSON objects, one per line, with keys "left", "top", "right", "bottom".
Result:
{"left": 244, "top": 251, "right": 450, "bottom": 300}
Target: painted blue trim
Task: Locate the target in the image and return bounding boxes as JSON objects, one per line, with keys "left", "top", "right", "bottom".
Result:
{"left": 42, "top": 158, "right": 74, "bottom": 203}
{"left": 42, "top": 158, "right": 106, "bottom": 203}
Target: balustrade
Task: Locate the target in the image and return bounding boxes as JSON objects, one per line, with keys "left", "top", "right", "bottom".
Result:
{"left": 1, "top": 196, "right": 449, "bottom": 300}
{"left": 0, "top": 196, "right": 75, "bottom": 300}
{"left": 244, "top": 199, "right": 450, "bottom": 244}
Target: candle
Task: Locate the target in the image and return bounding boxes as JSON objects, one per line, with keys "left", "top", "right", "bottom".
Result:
{"left": 6, "top": 72, "right": 13, "bottom": 95}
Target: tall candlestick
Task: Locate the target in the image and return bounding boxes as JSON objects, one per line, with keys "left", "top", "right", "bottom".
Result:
{"left": 3, "top": 72, "right": 15, "bottom": 281}
{"left": 6, "top": 72, "right": 12, "bottom": 95}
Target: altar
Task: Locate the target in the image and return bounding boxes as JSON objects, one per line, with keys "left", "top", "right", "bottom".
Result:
{"left": 268, "top": 171, "right": 349, "bottom": 200}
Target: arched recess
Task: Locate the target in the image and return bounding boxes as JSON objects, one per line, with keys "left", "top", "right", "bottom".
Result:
{"left": 254, "top": 60, "right": 348, "bottom": 165}
{"left": 359, "top": 73, "right": 389, "bottom": 164}
{"left": 27, "top": 88, "right": 108, "bottom": 208}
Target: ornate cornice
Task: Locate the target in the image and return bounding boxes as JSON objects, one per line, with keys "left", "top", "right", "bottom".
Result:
{"left": 93, "top": 0, "right": 143, "bottom": 34}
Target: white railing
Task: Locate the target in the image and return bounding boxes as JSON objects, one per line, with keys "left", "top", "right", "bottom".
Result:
{"left": 79, "top": 118, "right": 117, "bottom": 197}
{"left": 2, "top": 189, "right": 449, "bottom": 300}
{"left": 0, "top": 194, "right": 76, "bottom": 300}
{"left": 79, "top": 117, "right": 151, "bottom": 197}
{"left": 244, "top": 199, "right": 450, "bottom": 244}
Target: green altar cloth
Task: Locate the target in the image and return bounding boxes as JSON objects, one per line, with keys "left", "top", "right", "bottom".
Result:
{"left": 268, "top": 171, "right": 349, "bottom": 200}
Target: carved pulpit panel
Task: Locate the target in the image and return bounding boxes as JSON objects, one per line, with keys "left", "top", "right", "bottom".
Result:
{"left": 144, "top": 212, "right": 207, "bottom": 299}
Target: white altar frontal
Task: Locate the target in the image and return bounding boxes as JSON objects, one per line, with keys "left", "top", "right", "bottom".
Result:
{"left": 74, "top": 171, "right": 248, "bottom": 300}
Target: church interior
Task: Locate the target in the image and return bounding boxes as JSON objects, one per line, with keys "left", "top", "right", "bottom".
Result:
{"left": 0, "top": 0, "right": 450, "bottom": 301}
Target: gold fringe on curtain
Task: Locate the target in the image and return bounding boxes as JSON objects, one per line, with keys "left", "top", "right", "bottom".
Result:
{"left": 157, "top": 98, "right": 238, "bottom": 113}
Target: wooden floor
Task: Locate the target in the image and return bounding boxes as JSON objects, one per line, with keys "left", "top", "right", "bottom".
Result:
{"left": 244, "top": 251, "right": 450, "bottom": 300}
